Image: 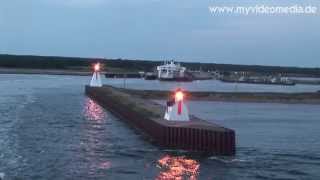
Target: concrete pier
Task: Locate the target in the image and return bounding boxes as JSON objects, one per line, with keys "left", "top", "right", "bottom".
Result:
{"left": 117, "top": 88, "right": 320, "bottom": 104}
{"left": 85, "top": 85, "right": 236, "bottom": 155}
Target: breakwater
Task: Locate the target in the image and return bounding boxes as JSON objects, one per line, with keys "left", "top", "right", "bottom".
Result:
{"left": 117, "top": 88, "right": 320, "bottom": 104}
{"left": 85, "top": 85, "right": 236, "bottom": 155}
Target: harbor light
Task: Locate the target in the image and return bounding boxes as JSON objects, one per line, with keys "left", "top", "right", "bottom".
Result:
{"left": 175, "top": 91, "right": 184, "bottom": 101}
{"left": 164, "top": 88, "right": 190, "bottom": 121}
{"left": 94, "top": 63, "right": 100, "bottom": 72}
{"left": 90, "top": 62, "right": 102, "bottom": 87}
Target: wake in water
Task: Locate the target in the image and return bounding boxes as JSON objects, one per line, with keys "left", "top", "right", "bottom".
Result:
{"left": 0, "top": 172, "right": 5, "bottom": 180}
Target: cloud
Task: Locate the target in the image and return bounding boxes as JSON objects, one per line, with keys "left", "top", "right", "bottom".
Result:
{"left": 45, "top": 0, "right": 107, "bottom": 7}
{"left": 44, "top": 0, "right": 167, "bottom": 7}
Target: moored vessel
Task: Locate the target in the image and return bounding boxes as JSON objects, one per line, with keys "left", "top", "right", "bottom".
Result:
{"left": 157, "top": 60, "right": 192, "bottom": 82}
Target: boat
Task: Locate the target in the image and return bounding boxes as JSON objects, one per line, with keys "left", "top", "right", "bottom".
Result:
{"left": 156, "top": 60, "right": 192, "bottom": 82}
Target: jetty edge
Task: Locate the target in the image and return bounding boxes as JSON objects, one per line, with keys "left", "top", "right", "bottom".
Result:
{"left": 114, "top": 88, "right": 320, "bottom": 104}
{"left": 85, "top": 85, "right": 236, "bottom": 155}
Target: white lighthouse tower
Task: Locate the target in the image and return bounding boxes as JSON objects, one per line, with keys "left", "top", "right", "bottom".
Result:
{"left": 90, "top": 63, "right": 102, "bottom": 87}
{"left": 164, "top": 89, "right": 190, "bottom": 121}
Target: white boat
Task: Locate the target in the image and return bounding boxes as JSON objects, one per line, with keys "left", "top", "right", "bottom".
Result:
{"left": 156, "top": 60, "right": 192, "bottom": 81}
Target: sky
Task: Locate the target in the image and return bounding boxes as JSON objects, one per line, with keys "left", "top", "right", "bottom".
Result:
{"left": 0, "top": 0, "right": 319, "bottom": 67}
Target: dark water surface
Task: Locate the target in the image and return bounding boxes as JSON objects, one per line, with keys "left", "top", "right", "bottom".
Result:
{"left": 0, "top": 74, "right": 319, "bottom": 180}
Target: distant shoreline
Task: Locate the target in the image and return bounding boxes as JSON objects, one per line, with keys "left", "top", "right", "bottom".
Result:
{"left": 1, "top": 54, "right": 320, "bottom": 77}
{"left": 0, "top": 68, "right": 93, "bottom": 76}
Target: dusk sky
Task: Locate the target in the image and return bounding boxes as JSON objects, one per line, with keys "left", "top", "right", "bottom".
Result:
{"left": 1, "top": 0, "right": 319, "bottom": 67}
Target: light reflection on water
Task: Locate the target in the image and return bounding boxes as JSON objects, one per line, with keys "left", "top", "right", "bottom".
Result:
{"left": 84, "top": 98, "right": 105, "bottom": 122}
{"left": 156, "top": 155, "right": 200, "bottom": 180}
{"left": 82, "top": 98, "right": 112, "bottom": 177}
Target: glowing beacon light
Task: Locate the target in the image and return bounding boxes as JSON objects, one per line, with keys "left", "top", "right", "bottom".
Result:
{"left": 164, "top": 89, "right": 190, "bottom": 121}
{"left": 94, "top": 63, "right": 100, "bottom": 72}
{"left": 175, "top": 91, "right": 184, "bottom": 115}
{"left": 90, "top": 62, "right": 102, "bottom": 87}
{"left": 175, "top": 91, "right": 184, "bottom": 101}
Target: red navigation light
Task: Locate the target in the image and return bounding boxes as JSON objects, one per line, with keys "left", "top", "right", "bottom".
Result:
{"left": 94, "top": 63, "right": 100, "bottom": 72}
{"left": 175, "top": 91, "right": 184, "bottom": 101}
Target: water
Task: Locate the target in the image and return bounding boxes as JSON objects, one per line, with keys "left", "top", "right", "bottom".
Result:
{"left": 0, "top": 74, "right": 320, "bottom": 180}
{"left": 105, "top": 78, "right": 320, "bottom": 93}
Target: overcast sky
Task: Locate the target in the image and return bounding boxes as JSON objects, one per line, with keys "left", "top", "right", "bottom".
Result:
{"left": 0, "top": 0, "right": 319, "bottom": 67}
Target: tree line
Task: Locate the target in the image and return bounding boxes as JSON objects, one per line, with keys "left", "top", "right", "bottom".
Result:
{"left": 0, "top": 54, "right": 319, "bottom": 76}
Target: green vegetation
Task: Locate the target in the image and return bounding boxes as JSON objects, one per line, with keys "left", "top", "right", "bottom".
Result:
{"left": 0, "top": 54, "right": 160, "bottom": 72}
{"left": 0, "top": 54, "right": 319, "bottom": 76}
